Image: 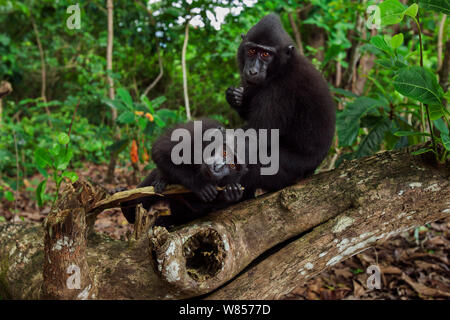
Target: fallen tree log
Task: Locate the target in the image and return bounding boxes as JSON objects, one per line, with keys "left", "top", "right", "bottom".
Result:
{"left": 0, "top": 145, "right": 448, "bottom": 299}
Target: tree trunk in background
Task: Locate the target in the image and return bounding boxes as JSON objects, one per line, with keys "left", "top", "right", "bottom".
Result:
{"left": 106, "top": 0, "right": 118, "bottom": 183}
{"left": 342, "top": 0, "right": 368, "bottom": 91}
{"left": 438, "top": 40, "right": 449, "bottom": 92}
{"left": 0, "top": 81, "right": 13, "bottom": 126}
{"left": 0, "top": 145, "right": 448, "bottom": 299}
{"left": 182, "top": 21, "right": 191, "bottom": 120}
{"left": 30, "top": 16, "right": 52, "bottom": 128}
{"left": 288, "top": 11, "right": 304, "bottom": 56}
{"left": 437, "top": 14, "right": 446, "bottom": 70}
{"left": 143, "top": 46, "right": 164, "bottom": 96}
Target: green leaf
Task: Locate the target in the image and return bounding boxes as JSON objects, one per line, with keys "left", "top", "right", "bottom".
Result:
{"left": 62, "top": 171, "right": 79, "bottom": 183}
{"left": 403, "top": 3, "right": 419, "bottom": 17}
{"left": 141, "top": 95, "right": 155, "bottom": 113}
{"left": 152, "top": 114, "right": 166, "bottom": 128}
{"left": 370, "top": 36, "right": 393, "bottom": 56}
{"left": 0, "top": 216, "right": 5, "bottom": 222}
{"left": 355, "top": 118, "right": 391, "bottom": 158}
{"left": 442, "top": 133, "right": 450, "bottom": 151}
{"left": 34, "top": 148, "right": 52, "bottom": 169}
{"left": 391, "top": 33, "right": 404, "bottom": 49}
{"left": 151, "top": 96, "right": 167, "bottom": 109}
{"left": 378, "top": 0, "right": 406, "bottom": 26}
{"left": 35, "top": 163, "right": 49, "bottom": 178}
{"left": 330, "top": 87, "right": 359, "bottom": 98}
{"left": 62, "top": 149, "right": 74, "bottom": 168}
{"left": 337, "top": 98, "right": 386, "bottom": 147}
{"left": 117, "top": 88, "right": 134, "bottom": 109}
{"left": 428, "top": 104, "right": 445, "bottom": 121}
{"left": 411, "top": 148, "right": 433, "bottom": 155}
{"left": 102, "top": 98, "right": 128, "bottom": 111}
{"left": 434, "top": 118, "right": 449, "bottom": 135}
{"left": 57, "top": 133, "right": 70, "bottom": 145}
{"left": 394, "top": 67, "right": 443, "bottom": 105}
{"left": 444, "top": 91, "right": 450, "bottom": 101}
{"left": 117, "top": 111, "right": 136, "bottom": 124}
{"left": 107, "top": 138, "right": 131, "bottom": 156}
{"left": 394, "top": 131, "right": 431, "bottom": 137}
{"left": 138, "top": 117, "right": 148, "bottom": 130}
{"left": 5, "top": 191, "right": 14, "bottom": 202}
{"left": 420, "top": 0, "right": 450, "bottom": 14}
{"left": 36, "top": 179, "right": 47, "bottom": 207}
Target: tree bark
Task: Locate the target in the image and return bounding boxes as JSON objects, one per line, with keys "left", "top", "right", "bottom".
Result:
{"left": 182, "top": 21, "right": 191, "bottom": 120}
{"left": 0, "top": 146, "right": 448, "bottom": 299}
{"left": 143, "top": 47, "right": 164, "bottom": 96}
{"left": 30, "top": 16, "right": 52, "bottom": 127}
{"left": 0, "top": 81, "right": 13, "bottom": 125}
{"left": 438, "top": 40, "right": 449, "bottom": 92}
{"left": 288, "top": 11, "right": 304, "bottom": 56}
{"left": 106, "top": 0, "right": 118, "bottom": 183}
{"left": 437, "top": 14, "right": 447, "bottom": 71}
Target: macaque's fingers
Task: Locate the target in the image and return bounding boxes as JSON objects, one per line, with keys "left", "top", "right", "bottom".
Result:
{"left": 196, "top": 184, "right": 218, "bottom": 202}
{"left": 223, "top": 183, "right": 244, "bottom": 202}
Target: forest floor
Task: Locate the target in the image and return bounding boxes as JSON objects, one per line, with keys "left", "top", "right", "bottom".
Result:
{"left": 1, "top": 162, "right": 449, "bottom": 300}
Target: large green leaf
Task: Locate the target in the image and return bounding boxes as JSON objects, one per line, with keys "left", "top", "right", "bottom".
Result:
{"left": 117, "top": 88, "right": 134, "bottom": 110}
{"left": 390, "top": 33, "right": 404, "bottom": 49}
{"left": 355, "top": 118, "right": 392, "bottom": 158}
{"left": 442, "top": 133, "right": 450, "bottom": 151}
{"left": 34, "top": 148, "right": 52, "bottom": 169}
{"left": 102, "top": 98, "right": 128, "bottom": 111}
{"left": 370, "top": 35, "right": 393, "bottom": 56}
{"left": 394, "top": 67, "right": 443, "bottom": 105}
{"left": 337, "top": 98, "right": 386, "bottom": 147}
{"left": 421, "top": 0, "right": 450, "bottom": 14}
{"left": 378, "top": 0, "right": 406, "bottom": 26}
{"left": 117, "top": 111, "right": 136, "bottom": 124}
{"left": 57, "top": 132, "right": 70, "bottom": 145}
{"left": 434, "top": 118, "right": 449, "bottom": 135}
{"left": 36, "top": 179, "right": 47, "bottom": 207}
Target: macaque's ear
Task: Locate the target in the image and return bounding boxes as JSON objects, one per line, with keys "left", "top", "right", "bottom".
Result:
{"left": 286, "top": 45, "right": 295, "bottom": 56}
{"left": 240, "top": 33, "right": 246, "bottom": 40}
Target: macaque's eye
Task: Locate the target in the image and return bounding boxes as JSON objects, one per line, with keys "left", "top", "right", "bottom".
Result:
{"left": 248, "top": 48, "right": 256, "bottom": 56}
{"left": 261, "top": 51, "right": 271, "bottom": 58}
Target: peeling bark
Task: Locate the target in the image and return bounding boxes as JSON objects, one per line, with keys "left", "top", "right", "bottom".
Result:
{"left": 0, "top": 146, "right": 448, "bottom": 300}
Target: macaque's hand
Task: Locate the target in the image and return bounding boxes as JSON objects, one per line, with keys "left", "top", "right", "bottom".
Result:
{"left": 222, "top": 183, "right": 244, "bottom": 202}
{"left": 195, "top": 183, "right": 219, "bottom": 202}
{"left": 226, "top": 86, "right": 244, "bottom": 108}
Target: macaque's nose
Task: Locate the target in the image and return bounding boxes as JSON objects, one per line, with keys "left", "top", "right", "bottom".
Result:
{"left": 214, "top": 162, "right": 225, "bottom": 172}
{"left": 249, "top": 68, "right": 258, "bottom": 76}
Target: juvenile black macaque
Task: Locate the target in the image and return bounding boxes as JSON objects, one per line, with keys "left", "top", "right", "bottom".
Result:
{"left": 226, "top": 14, "right": 336, "bottom": 198}
{"left": 121, "top": 119, "right": 247, "bottom": 226}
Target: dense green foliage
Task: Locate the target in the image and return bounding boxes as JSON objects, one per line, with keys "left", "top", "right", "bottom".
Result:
{"left": 0, "top": 0, "right": 448, "bottom": 206}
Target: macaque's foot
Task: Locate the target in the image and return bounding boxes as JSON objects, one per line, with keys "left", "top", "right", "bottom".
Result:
{"left": 195, "top": 183, "right": 219, "bottom": 202}
{"left": 222, "top": 183, "right": 244, "bottom": 202}
{"left": 226, "top": 86, "right": 244, "bottom": 107}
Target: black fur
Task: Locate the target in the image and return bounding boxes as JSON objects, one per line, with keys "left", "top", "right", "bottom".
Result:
{"left": 121, "top": 119, "right": 247, "bottom": 226}
{"left": 226, "top": 14, "right": 336, "bottom": 196}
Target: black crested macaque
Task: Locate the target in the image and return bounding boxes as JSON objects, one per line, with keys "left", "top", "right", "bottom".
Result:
{"left": 226, "top": 14, "right": 336, "bottom": 198}
{"left": 121, "top": 119, "right": 248, "bottom": 226}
